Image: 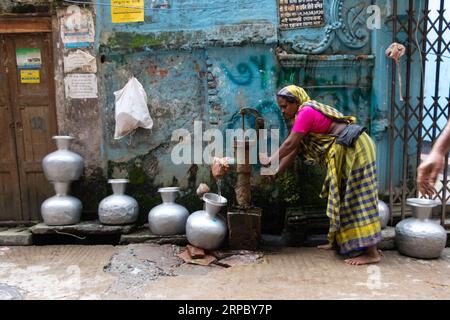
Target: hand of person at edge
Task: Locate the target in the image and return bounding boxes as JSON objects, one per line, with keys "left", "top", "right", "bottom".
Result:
{"left": 417, "top": 151, "right": 444, "bottom": 197}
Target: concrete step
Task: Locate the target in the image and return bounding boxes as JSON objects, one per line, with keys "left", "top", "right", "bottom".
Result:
{"left": 0, "top": 227, "right": 33, "bottom": 246}
{"left": 29, "top": 220, "right": 136, "bottom": 236}
{"left": 120, "top": 225, "right": 188, "bottom": 245}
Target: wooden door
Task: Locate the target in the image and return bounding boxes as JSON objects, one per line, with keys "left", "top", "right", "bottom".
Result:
{"left": 0, "top": 32, "right": 57, "bottom": 222}
{"left": 0, "top": 35, "right": 22, "bottom": 221}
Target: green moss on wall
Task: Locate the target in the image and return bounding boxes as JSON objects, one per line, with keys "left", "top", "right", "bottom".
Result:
{"left": 106, "top": 32, "right": 173, "bottom": 51}
{"left": 71, "top": 167, "right": 108, "bottom": 220}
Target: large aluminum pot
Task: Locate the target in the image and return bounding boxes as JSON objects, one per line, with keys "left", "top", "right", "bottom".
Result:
{"left": 186, "top": 193, "right": 227, "bottom": 250}
{"left": 41, "top": 182, "right": 82, "bottom": 225}
{"left": 148, "top": 187, "right": 189, "bottom": 235}
{"left": 378, "top": 200, "right": 390, "bottom": 229}
{"left": 42, "top": 136, "right": 84, "bottom": 182}
{"left": 396, "top": 198, "right": 447, "bottom": 259}
{"left": 98, "top": 179, "right": 139, "bottom": 225}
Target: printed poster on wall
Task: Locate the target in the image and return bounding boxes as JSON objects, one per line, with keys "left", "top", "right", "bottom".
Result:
{"left": 64, "top": 50, "right": 97, "bottom": 73}
{"left": 279, "top": 0, "right": 325, "bottom": 30}
{"left": 111, "top": 0, "right": 145, "bottom": 23}
{"left": 61, "top": 5, "right": 95, "bottom": 48}
{"left": 20, "top": 70, "right": 40, "bottom": 84}
{"left": 64, "top": 74, "right": 98, "bottom": 99}
{"left": 16, "top": 48, "right": 42, "bottom": 70}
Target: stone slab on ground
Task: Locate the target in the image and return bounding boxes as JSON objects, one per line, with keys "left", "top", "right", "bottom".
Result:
{"left": 119, "top": 226, "right": 188, "bottom": 245}
{"left": 0, "top": 227, "right": 32, "bottom": 246}
{"left": 379, "top": 226, "right": 396, "bottom": 250}
{"left": 29, "top": 221, "right": 136, "bottom": 236}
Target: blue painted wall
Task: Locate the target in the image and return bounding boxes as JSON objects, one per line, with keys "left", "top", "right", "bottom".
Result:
{"left": 96, "top": 0, "right": 278, "bottom": 32}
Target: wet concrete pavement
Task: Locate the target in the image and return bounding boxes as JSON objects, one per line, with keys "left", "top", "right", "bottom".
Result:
{"left": 0, "top": 244, "right": 449, "bottom": 300}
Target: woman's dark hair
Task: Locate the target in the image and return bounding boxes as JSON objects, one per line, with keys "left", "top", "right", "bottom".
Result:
{"left": 276, "top": 94, "right": 298, "bottom": 104}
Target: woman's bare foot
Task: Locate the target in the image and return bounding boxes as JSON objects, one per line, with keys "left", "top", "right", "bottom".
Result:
{"left": 344, "top": 246, "right": 381, "bottom": 266}
{"left": 317, "top": 243, "right": 333, "bottom": 250}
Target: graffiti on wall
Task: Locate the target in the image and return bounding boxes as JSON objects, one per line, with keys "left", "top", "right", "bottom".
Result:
{"left": 221, "top": 55, "right": 277, "bottom": 90}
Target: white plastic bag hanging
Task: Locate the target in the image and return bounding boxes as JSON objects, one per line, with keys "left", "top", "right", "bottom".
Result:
{"left": 113, "top": 76, "right": 153, "bottom": 139}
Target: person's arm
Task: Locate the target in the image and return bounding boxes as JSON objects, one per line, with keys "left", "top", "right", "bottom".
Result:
{"left": 264, "top": 144, "right": 299, "bottom": 181}
{"left": 264, "top": 131, "right": 303, "bottom": 165}
{"left": 417, "top": 119, "right": 450, "bottom": 196}
{"left": 260, "top": 107, "right": 308, "bottom": 167}
{"left": 277, "top": 148, "right": 298, "bottom": 175}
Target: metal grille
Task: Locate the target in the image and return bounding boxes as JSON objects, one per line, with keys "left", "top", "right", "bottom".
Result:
{"left": 389, "top": 0, "right": 450, "bottom": 226}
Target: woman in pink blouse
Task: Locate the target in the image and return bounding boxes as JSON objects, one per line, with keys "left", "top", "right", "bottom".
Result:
{"left": 260, "top": 85, "right": 381, "bottom": 266}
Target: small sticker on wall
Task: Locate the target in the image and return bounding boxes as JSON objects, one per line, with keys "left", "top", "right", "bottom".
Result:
{"left": 16, "top": 48, "right": 42, "bottom": 70}
{"left": 111, "top": 0, "right": 145, "bottom": 23}
{"left": 20, "top": 70, "right": 40, "bottom": 84}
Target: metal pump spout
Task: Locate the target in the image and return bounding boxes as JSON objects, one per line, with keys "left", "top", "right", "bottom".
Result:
{"left": 239, "top": 107, "right": 265, "bottom": 132}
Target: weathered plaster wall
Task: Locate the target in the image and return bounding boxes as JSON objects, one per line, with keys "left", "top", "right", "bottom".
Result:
{"left": 52, "top": 5, "right": 105, "bottom": 216}
{"left": 96, "top": 0, "right": 278, "bottom": 50}
{"left": 99, "top": 49, "right": 208, "bottom": 185}
{"left": 54, "top": 8, "right": 102, "bottom": 173}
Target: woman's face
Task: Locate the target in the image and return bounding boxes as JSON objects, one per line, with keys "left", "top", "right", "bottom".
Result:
{"left": 277, "top": 97, "right": 298, "bottom": 120}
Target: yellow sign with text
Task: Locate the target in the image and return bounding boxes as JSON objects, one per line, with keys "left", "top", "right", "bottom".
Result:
{"left": 20, "top": 70, "right": 40, "bottom": 84}
{"left": 111, "top": 0, "right": 144, "bottom": 23}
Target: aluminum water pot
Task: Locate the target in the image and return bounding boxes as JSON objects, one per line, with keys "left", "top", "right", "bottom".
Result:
{"left": 42, "top": 136, "right": 84, "bottom": 182}
{"left": 98, "top": 179, "right": 139, "bottom": 225}
{"left": 186, "top": 193, "right": 227, "bottom": 250}
{"left": 41, "top": 182, "right": 82, "bottom": 226}
{"left": 378, "top": 200, "right": 390, "bottom": 229}
{"left": 148, "top": 187, "right": 189, "bottom": 235}
{"left": 396, "top": 198, "right": 447, "bottom": 259}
